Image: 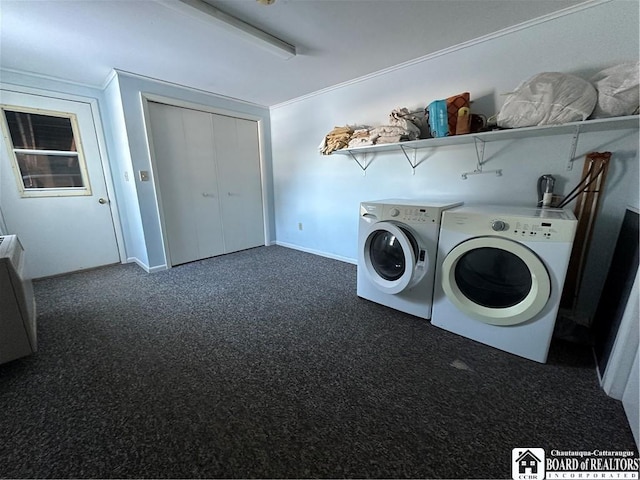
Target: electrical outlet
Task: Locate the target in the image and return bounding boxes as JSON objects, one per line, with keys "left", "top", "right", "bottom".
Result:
{"left": 298, "top": 222, "right": 303, "bottom": 231}
{"left": 124, "top": 171, "right": 129, "bottom": 182}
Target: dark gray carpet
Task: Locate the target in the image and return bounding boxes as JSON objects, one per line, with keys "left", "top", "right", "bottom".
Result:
{"left": 0, "top": 245, "right": 636, "bottom": 479}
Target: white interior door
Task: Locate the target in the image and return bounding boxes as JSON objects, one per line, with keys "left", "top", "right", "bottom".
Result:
{"left": 212, "top": 114, "right": 265, "bottom": 252}
{"left": 0, "top": 90, "right": 120, "bottom": 279}
{"left": 148, "top": 102, "right": 264, "bottom": 267}
{"left": 148, "top": 102, "right": 225, "bottom": 266}
{"left": 184, "top": 108, "right": 226, "bottom": 259}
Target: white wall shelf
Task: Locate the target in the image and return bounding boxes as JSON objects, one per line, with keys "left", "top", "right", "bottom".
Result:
{"left": 332, "top": 115, "right": 639, "bottom": 178}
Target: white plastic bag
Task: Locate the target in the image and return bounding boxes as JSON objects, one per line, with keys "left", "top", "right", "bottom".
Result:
{"left": 497, "top": 72, "right": 597, "bottom": 128}
{"left": 589, "top": 62, "right": 640, "bottom": 118}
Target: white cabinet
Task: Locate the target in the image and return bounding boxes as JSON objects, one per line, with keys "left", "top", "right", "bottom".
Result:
{"left": 0, "top": 235, "right": 36, "bottom": 364}
{"left": 147, "top": 102, "right": 264, "bottom": 266}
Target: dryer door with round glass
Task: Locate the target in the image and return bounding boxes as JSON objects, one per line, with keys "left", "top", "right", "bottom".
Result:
{"left": 363, "top": 221, "right": 426, "bottom": 294}
{"left": 441, "top": 236, "right": 551, "bottom": 325}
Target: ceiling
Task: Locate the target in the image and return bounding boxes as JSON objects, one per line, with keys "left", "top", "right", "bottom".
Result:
{"left": 0, "top": 0, "right": 588, "bottom": 107}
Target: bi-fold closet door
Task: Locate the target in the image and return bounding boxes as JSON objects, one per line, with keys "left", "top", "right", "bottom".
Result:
{"left": 148, "top": 101, "right": 265, "bottom": 267}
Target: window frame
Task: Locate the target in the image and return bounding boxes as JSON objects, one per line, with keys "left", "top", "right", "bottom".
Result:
{"left": 0, "top": 105, "right": 92, "bottom": 198}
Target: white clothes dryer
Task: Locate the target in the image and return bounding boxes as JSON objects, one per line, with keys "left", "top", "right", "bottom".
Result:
{"left": 357, "top": 199, "right": 462, "bottom": 319}
{"left": 431, "top": 205, "right": 577, "bottom": 363}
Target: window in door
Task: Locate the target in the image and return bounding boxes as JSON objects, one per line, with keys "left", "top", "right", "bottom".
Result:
{"left": 1, "top": 107, "right": 91, "bottom": 197}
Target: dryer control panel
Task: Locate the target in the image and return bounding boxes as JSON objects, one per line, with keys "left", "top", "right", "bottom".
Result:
{"left": 443, "top": 210, "right": 577, "bottom": 242}
{"left": 506, "top": 217, "right": 575, "bottom": 241}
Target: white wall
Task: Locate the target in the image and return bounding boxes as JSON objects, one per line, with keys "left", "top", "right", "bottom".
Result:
{"left": 103, "top": 74, "right": 148, "bottom": 268}
{"left": 270, "top": 0, "right": 639, "bottom": 323}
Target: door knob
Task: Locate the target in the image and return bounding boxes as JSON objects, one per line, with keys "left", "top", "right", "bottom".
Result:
{"left": 98, "top": 197, "right": 108, "bottom": 204}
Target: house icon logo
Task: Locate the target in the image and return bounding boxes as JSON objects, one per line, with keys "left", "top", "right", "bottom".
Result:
{"left": 512, "top": 448, "right": 545, "bottom": 480}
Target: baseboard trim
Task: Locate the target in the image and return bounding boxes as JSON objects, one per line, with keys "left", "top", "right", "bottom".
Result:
{"left": 127, "top": 257, "right": 168, "bottom": 273}
{"left": 274, "top": 241, "right": 357, "bottom": 265}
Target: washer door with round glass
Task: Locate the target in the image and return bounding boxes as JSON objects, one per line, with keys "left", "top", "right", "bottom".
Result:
{"left": 363, "top": 221, "right": 426, "bottom": 294}
{"left": 441, "top": 237, "right": 551, "bottom": 325}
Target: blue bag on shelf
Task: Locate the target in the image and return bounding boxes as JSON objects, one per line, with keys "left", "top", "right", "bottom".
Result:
{"left": 427, "top": 100, "right": 449, "bottom": 138}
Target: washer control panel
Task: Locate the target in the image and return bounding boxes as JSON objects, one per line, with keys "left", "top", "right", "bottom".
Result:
{"left": 383, "top": 205, "right": 436, "bottom": 223}
{"left": 360, "top": 201, "right": 462, "bottom": 225}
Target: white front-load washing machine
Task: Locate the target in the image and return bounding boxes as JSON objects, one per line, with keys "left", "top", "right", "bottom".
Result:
{"left": 431, "top": 205, "right": 578, "bottom": 362}
{"left": 357, "top": 199, "right": 462, "bottom": 319}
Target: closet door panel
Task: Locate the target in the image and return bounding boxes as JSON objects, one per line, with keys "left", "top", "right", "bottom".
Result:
{"left": 234, "top": 118, "right": 265, "bottom": 249}
{"left": 181, "top": 109, "right": 225, "bottom": 260}
{"left": 148, "top": 102, "right": 200, "bottom": 266}
{"left": 212, "top": 115, "right": 265, "bottom": 253}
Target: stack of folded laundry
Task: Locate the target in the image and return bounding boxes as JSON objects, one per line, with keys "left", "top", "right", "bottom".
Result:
{"left": 319, "top": 126, "right": 353, "bottom": 155}
{"left": 370, "top": 125, "right": 411, "bottom": 144}
{"left": 362, "top": 107, "right": 424, "bottom": 145}
{"left": 389, "top": 107, "right": 422, "bottom": 140}
{"left": 347, "top": 128, "right": 375, "bottom": 148}
{"left": 318, "top": 108, "right": 425, "bottom": 154}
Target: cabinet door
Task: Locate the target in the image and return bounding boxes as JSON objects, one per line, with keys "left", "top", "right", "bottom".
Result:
{"left": 212, "top": 114, "right": 265, "bottom": 253}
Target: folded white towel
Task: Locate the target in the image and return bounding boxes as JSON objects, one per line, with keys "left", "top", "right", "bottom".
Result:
{"left": 370, "top": 125, "right": 408, "bottom": 137}
{"left": 375, "top": 135, "right": 403, "bottom": 144}
{"left": 348, "top": 137, "right": 375, "bottom": 148}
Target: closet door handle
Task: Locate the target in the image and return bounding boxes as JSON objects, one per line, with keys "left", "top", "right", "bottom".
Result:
{"left": 202, "top": 193, "right": 216, "bottom": 198}
{"left": 227, "top": 192, "right": 239, "bottom": 196}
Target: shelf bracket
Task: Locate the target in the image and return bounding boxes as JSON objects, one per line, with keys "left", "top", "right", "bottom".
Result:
{"left": 473, "top": 136, "right": 486, "bottom": 166}
{"left": 399, "top": 145, "right": 418, "bottom": 175}
{"left": 347, "top": 150, "right": 370, "bottom": 175}
{"left": 566, "top": 125, "right": 581, "bottom": 171}
{"left": 461, "top": 136, "right": 502, "bottom": 179}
